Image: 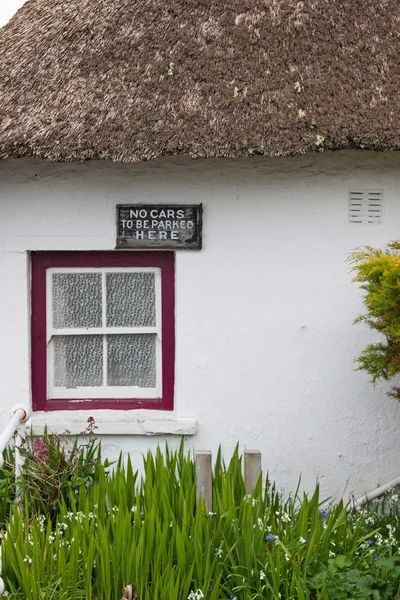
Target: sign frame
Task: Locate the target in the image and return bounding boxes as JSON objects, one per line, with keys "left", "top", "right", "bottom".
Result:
{"left": 116, "top": 204, "right": 203, "bottom": 250}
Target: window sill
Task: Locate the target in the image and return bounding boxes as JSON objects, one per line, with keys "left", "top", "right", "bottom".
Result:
{"left": 27, "top": 411, "right": 197, "bottom": 436}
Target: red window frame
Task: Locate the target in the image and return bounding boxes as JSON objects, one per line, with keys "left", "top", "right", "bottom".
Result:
{"left": 31, "top": 251, "right": 175, "bottom": 411}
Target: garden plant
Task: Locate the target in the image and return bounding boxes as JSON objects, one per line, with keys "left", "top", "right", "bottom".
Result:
{"left": 0, "top": 424, "right": 399, "bottom": 599}
{"left": 349, "top": 241, "right": 400, "bottom": 399}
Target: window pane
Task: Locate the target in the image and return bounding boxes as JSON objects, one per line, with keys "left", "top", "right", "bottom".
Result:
{"left": 53, "top": 335, "right": 103, "bottom": 387}
{"left": 107, "top": 334, "right": 156, "bottom": 387}
{"left": 52, "top": 273, "right": 102, "bottom": 329}
{"left": 106, "top": 272, "right": 156, "bottom": 327}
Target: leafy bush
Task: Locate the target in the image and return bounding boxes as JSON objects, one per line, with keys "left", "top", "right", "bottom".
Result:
{"left": 348, "top": 241, "right": 400, "bottom": 399}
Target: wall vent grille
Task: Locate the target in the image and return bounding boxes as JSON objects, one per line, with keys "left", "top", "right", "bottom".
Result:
{"left": 349, "top": 190, "right": 383, "bottom": 224}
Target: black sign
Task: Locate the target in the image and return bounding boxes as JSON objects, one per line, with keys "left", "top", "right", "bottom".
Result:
{"left": 116, "top": 204, "right": 202, "bottom": 249}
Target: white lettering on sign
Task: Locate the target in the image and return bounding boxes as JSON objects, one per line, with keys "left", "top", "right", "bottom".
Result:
{"left": 128, "top": 208, "right": 187, "bottom": 220}
{"left": 132, "top": 230, "right": 187, "bottom": 240}
{"left": 121, "top": 219, "right": 195, "bottom": 231}
{"left": 117, "top": 205, "right": 201, "bottom": 248}
{"left": 130, "top": 209, "right": 148, "bottom": 218}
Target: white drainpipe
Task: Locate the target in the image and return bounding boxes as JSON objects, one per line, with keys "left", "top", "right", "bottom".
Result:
{"left": 353, "top": 476, "right": 400, "bottom": 508}
{"left": 0, "top": 405, "right": 30, "bottom": 596}
{"left": 0, "top": 406, "right": 30, "bottom": 468}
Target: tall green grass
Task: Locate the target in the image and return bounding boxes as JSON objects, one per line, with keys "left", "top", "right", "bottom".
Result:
{"left": 0, "top": 442, "right": 399, "bottom": 599}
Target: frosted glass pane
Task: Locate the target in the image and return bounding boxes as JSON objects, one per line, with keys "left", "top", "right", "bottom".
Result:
{"left": 107, "top": 334, "right": 156, "bottom": 387}
{"left": 53, "top": 335, "right": 103, "bottom": 387}
{"left": 106, "top": 273, "right": 156, "bottom": 327}
{"left": 53, "top": 273, "right": 102, "bottom": 328}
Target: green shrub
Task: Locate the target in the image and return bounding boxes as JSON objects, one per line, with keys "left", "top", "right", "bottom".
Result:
{"left": 348, "top": 241, "right": 400, "bottom": 399}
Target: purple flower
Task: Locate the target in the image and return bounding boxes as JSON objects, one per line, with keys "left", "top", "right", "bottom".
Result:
{"left": 367, "top": 539, "right": 373, "bottom": 546}
{"left": 265, "top": 533, "right": 276, "bottom": 541}
{"left": 374, "top": 555, "right": 379, "bottom": 561}
{"left": 320, "top": 508, "right": 329, "bottom": 520}
{"left": 32, "top": 437, "right": 49, "bottom": 461}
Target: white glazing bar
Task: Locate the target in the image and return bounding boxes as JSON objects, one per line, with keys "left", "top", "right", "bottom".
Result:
{"left": 47, "top": 327, "right": 158, "bottom": 336}
{"left": 51, "top": 386, "right": 158, "bottom": 399}
{"left": 102, "top": 272, "right": 107, "bottom": 387}
{"left": 155, "top": 269, "right": 162, "bottom": 393}
{"left": 48, "top": 266, "right": 160, "bottom": 275}
{"left": 46, "top": 270, "right": 53, "bottom": 343}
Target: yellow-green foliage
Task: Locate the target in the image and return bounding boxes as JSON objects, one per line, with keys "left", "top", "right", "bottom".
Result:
{"left": 348, "top": 241, "right": 400, "bottom": 398}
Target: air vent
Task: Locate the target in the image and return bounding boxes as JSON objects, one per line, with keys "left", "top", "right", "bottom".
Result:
{"left": 349, "top": 190, "right": 383, "bottom": 224}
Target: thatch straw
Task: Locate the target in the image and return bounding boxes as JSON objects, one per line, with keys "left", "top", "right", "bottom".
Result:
{"left": 0, "top": 0, "right": 399, "bottom": 162}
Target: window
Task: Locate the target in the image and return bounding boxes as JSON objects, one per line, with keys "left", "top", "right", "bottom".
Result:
{"left": 31, "top": 252, "right": 175, "bottom": 411}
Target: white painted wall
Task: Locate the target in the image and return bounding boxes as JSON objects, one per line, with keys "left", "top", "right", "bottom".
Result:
{"left": 0, "top": 151, "right": 399, "bottom": 499}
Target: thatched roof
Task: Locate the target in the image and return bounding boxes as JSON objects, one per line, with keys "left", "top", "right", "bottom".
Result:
{"left": 0, "top": 0, "right": 399, "bottom": 162}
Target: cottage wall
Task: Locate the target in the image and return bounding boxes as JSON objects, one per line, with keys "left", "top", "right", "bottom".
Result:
{"left": 1, "top": 151, "right": 399, "bottom": 499}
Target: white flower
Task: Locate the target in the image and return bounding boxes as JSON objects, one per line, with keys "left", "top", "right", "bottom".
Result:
{"left": 260, "top": 570, "right": 266, "bottom": 581}
{"left": 187, "top": 589, "right": 204, "bottom": 600}
{"left": 299, "top": 537, "right": 306, "bottom": 544}
{"left": 23, "top": 556, "right": 32, "bottom": 564}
